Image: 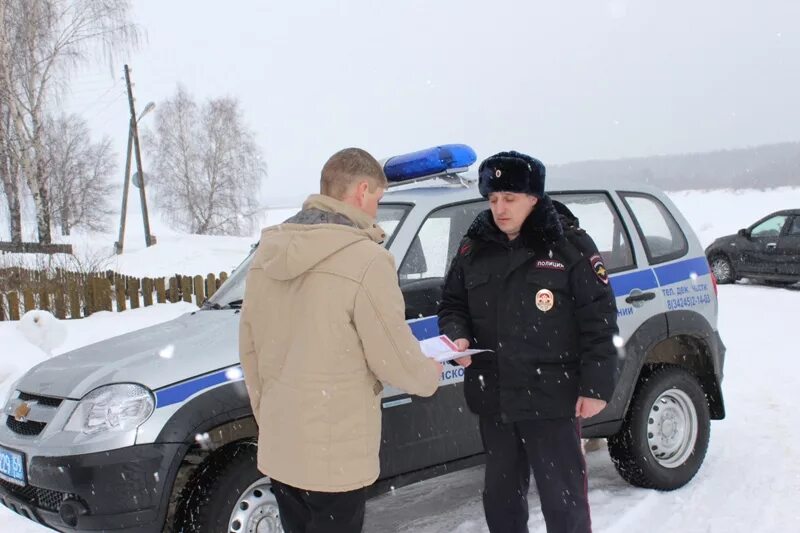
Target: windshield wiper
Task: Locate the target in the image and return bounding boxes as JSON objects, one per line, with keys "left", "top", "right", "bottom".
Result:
{"left": 223, "top": 299, "right": 243, "bottom": 309}
{"left": 200, "top": 298, "right": 222, "bottom": 310}
{"left": 200, "top": 298, "right": 242, "bottom": 310}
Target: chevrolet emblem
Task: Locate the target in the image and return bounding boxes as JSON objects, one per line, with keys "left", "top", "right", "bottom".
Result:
{"left": 13, "top": 402, "right": 31, "bottom": 422}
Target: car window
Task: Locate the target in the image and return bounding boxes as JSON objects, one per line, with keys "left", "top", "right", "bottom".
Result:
{"left": 376, "top": 204, "right": 412, "bottom": 247}
{"left": 399, "top": 201, "right": 487, "bottom": 281}
{"left": 551, "top": 192, "right": 635, "bottom": 272}
{"left": 789, "top": 217, "right": 800, "bottom": 236}
{"left": 751, "top": 215, "right": 788, "bottom": 238}
{"left": 621, "top": 192, "right": 688, "bottom": 264}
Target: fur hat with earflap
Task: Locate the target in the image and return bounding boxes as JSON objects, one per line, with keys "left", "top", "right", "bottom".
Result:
{"left": 478, "top": 151, "right": 546, "bottom": 198}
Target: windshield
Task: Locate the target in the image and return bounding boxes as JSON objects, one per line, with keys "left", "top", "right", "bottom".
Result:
{"left": 205, "top": 249, "right": 254, "bottom": 308}
{"left": 205, "top": 203, "right": 411, "bottom": 309}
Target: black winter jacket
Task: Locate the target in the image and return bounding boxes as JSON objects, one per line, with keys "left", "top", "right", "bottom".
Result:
{"left": 437, "top": 196, "right": 619, "bottom": 421}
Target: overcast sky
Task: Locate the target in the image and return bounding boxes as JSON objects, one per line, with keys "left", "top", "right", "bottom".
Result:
{"left": 66, "top": 0, "right": 800, "bottom": 204}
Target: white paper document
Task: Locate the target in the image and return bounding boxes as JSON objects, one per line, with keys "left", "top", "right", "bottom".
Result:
{"left": 419, "top": 335, "right": 492, "bottom": 363}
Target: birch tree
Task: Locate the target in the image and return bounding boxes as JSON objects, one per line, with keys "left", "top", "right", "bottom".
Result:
{"left": 147, "top": 86, "right": 266, "bottom": 236}
{"left": 44, "top": 114, "right": 115, "bottom": 235}
{"left": 0, "top": 1, "right": 23, "bottom": 243}
{"left": 0, "top": 0, "right": 138, "bottom": 244}
{"left": 0, "top": 100, "right": 23, "bottom": 242}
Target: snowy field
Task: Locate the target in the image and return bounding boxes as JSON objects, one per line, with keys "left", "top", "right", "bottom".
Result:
{"left": 2, "top": 188, "right": 800, "bottom": 532}
{"left": 0, "top": 203, "right": 300, "bottom": 278}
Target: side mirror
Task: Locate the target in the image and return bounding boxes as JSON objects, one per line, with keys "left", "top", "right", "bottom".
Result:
{"left": 737, "top": 228, "right": 749, "bottom": 238}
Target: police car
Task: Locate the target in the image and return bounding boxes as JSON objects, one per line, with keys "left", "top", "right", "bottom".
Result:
{"left": 0, "top": 144, "right": 725, "bottom": 532}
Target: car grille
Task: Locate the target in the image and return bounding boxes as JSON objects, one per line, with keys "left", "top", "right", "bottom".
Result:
{"left": 5, "top": 416, "right": 47, "bottom": 436}
{"left": 4, "top": 392, "right": 64, "bottom": 436}
{"left": 17, "top": 392, "right": 63, "bottom": 408}
{"left": 0, "top": 478, "right": 72, "bottom": 512}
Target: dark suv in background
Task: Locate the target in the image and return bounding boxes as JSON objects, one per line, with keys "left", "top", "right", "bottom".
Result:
{"left": 705, "top": 209, "right": 800, "bottom": 286}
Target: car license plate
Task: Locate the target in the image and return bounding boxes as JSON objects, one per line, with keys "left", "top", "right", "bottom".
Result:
{"left": 0, "top": 445, "right": 26, "bottom": 486}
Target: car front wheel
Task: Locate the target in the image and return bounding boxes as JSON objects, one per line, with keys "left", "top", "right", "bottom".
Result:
{"left": 709, "top": 255, "right": 734, "bottom": 284}
{"left": 608, "top": 365, "right": 711, "bottom": 491}
{"left": 174, "top": 440, "right": 283, "bottom": 532}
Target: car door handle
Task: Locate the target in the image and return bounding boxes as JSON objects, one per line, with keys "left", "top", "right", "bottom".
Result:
{"left": 766, "top": 242, "right": 777, "bottom": 249}
{"left": 625, "top": 292, "right": 656, "bottom": 304}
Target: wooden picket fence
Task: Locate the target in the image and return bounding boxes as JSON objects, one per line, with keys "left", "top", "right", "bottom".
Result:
{"left": 0, "top": 267, "right": 229, "bottom": 321}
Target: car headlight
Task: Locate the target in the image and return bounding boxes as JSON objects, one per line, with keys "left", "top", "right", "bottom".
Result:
{"left": 64, "top": 384, "right": 155, "bottom": 435}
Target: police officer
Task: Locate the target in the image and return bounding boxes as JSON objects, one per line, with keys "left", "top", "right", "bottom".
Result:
{"left": 438, "top": 151, "right": 619, "bottom": 533}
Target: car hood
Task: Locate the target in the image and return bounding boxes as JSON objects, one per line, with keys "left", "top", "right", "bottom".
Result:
{"left": 707, "top": 233, "right": 738, "bottom": 249}
{"left": 16, "top": 309, "right": 240, "bottom": 400}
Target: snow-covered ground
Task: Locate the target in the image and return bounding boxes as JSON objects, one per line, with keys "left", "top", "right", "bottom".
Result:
{"left": 0, "top": 204, "right": 300, "bottom": 278}
{"left": 2, "top": 188, "right": 800, "bottom": 532}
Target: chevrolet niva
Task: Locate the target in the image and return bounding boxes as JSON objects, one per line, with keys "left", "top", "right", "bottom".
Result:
{"left": 1, "top": 145, "right": 725, "bottom": 532}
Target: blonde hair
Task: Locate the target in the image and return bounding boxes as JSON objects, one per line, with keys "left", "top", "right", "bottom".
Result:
{"left": 320, "top": 148, "right": 388, "bottom": 199}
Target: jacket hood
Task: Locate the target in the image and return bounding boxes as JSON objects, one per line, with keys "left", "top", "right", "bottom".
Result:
{"left": 255, "top": 194, "right": 386, "bottom": 281}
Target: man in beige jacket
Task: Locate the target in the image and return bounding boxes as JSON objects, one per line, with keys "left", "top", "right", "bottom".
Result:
{"left": 239, "top": 148, "right": 442, "bottom": 533}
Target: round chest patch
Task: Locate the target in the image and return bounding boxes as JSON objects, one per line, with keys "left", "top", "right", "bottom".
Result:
{"left": 535, "top": 289, "right": 554, "bottom": 312}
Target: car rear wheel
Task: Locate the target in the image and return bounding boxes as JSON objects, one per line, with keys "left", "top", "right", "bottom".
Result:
{"left": 174, "top": 440, "right": 283, "bottom": 532}
{"left": 709, "top": 255, "right": 734, "bottom": 284}
{"left": 608, "top": 365, "right": 711, "bottom": 490}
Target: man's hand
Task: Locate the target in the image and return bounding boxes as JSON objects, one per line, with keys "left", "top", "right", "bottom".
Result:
{"left": 575, "top": 396, "right": 607, "bottom": 419}
{"left": 453, "top": 338, "right": 471, "bottom": 367}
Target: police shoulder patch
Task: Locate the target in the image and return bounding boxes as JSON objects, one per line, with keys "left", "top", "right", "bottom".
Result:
{"left": 590, "top": 254, "right": 609, "bottom": 284}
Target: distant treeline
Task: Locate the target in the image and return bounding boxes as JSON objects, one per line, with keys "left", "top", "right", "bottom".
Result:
{"left": 549, "top": 142, "right": 800, "bottom": 191}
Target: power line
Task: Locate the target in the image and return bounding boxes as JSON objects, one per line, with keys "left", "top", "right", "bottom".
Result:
{"left": 81, "top": 89, "right": 128, "bottom": 122}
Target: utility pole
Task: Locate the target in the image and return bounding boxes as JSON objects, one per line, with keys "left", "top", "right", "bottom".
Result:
{"left": 123, "top": 64, "right": 156, "bottom": 247}
{"left": 114, "top": 119, "right": 134, "bottom": 254}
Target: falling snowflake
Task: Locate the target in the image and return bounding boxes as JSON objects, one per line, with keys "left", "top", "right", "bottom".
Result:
{"left": 158, "top": 344, "right": 175, "bottom": 359}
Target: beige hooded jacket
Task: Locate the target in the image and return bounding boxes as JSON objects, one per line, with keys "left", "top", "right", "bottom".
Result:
{"left": 239, "top": 194, "right": 440, "bottom": 492}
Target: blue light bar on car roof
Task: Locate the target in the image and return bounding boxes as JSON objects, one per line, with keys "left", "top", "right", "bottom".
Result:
{"left": 383, "top": 144, "right": 477, "bottom": 183}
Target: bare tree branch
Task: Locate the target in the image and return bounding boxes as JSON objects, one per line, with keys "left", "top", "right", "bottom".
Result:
{"left": 43, "top": 113, "right": 116, "bottom": 235}
{"left": 0, "top": 0, "right": 139, "bottom": 244}
{"left": 145, "top": 85, "right": 266, "bottom": 236}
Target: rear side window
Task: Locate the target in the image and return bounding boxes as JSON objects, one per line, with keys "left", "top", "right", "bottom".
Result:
{"left": 789, "top": 217, "right": 800, "bottom": 236}
{"left": 621, "top": 192, "right": 688, "bottom": 265}
{"left": 551, "top": 192, "right": 635, "bottom": 272}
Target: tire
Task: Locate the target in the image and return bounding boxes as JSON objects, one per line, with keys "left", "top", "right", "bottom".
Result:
{"left": 174, "top": 440, "right": 283, "bottom": 533}
{"left": 708, "top": 254, "right": 734, "bottom": 284}
{"left": 608, "top": 365, "right": 711, "bottom": 491}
